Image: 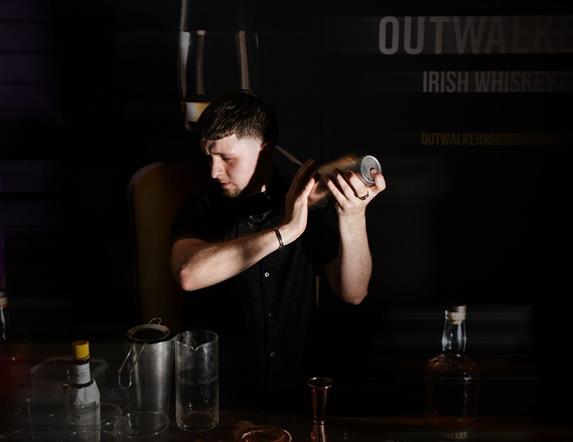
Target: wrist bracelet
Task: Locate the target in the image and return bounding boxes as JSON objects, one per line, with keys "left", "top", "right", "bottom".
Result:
{"left": 274, "top": 227, "right": 284, "bottom": 251}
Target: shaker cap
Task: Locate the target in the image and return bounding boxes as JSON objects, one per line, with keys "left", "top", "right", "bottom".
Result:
{"left": 72, "top": 340, "right": 90, "bottom": 360}
{"left": 359, "top": 155, "right": 382, "bottom": 184}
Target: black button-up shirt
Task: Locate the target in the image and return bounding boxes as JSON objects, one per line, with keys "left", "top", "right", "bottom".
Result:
{"left": 172, "top": 159, "right": 339, "bottom": 399}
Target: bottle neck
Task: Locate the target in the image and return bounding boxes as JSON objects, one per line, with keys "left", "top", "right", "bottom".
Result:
{"left": 441, "top": 317, "right": 467, "bottom": 354}
{"left": 71, "top": 358, "right": 93, "bottom": 386}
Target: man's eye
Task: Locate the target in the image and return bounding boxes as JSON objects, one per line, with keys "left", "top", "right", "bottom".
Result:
{"left": 222, "top": 157, "right": 233, "bottom": 161}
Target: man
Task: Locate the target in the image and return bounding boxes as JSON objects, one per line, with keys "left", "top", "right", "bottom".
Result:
{"left": 171, "top": 90, "right": 385, "bottom": 408}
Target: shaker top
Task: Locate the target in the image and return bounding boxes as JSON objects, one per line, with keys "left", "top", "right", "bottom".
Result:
{"left": 359, "top": 155, "right": 382, "bottom": 184}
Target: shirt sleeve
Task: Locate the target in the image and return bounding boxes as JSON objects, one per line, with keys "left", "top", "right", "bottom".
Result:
{"left": 171, "top": 194, "right": 212, "bottom": 242}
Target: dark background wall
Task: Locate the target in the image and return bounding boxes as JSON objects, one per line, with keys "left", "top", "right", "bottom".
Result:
{"left": 2, "top": 0, "right": 573, "bottom": 417}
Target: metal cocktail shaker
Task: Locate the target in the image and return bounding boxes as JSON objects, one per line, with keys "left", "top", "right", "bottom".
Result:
{"left": 118, "top": 318, "right": 174, "bottom": 414}
{"left": 308, "top": 154, "right": 382, "bottom": 206}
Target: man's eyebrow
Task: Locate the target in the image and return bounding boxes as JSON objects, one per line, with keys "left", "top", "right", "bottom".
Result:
{"left": 202, "top": 141, "right": 215, "bottom": 155}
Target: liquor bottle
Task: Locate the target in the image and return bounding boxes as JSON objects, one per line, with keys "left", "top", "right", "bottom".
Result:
{"left": 0, "top": 229, "right": 5, "bottom": 304}
{"left": 0, "top": 294, "right": 10, "bottom": 413}
{"left": 424, "top": 305, "right": 480, "bottom": 434}
{"left": 0, "top": 295, "right": 6, "bottom": 343}
{"left": 0, "top": 230, "right": 8, "bottom": 345}
{"left": 0, "top": 232, "right": 21, "bottom": 412}
{"left": 66, "top": 340, "right": 101, "bottom": 437}
{"left": 0, "top": 298, "right": 30, "bottom": 416}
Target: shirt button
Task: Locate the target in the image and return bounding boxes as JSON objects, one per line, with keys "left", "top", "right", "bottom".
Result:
{"left": 269, "top": 351, "right": 276, "bottom": 358}
{"left": 267, "top": 311, "right": 273, "bottom": 318}
{"left": 264, "top": 272, "right": 270, "bottom": 278}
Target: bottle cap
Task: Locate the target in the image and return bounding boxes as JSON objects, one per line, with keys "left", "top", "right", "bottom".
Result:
{"left": 72, "top": 340, "right": 90, "bottom": 360}
{"left": 0, "top": 296, "right": 7, "bottom": 307}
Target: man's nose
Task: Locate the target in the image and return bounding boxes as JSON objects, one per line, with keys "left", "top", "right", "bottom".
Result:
{"left": 211, "top": 158, "right": 223, "bottom": 179}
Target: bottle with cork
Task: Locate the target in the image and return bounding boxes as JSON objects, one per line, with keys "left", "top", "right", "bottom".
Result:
{"left": 66, "top": 340, "right": 101, "bottom": 432}
{"left": 424, "top": 305, "right": 480, "bottom": 437}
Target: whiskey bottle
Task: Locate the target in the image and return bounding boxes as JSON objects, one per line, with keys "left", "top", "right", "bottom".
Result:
{"left": 0, "top": 294, "right": 6, "bottom": 343}
{"left": 0, "top": 294, "right": 11, "bottom": 413}
{"left": 0, "top": 229, "right": 5, "bottom": 304}
{"left": 424, "top": 305, "right": 480, "bottom": 432}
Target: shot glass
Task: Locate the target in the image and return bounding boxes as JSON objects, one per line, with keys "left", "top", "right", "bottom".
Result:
{"left": 308, "top": 377, "right": 333, "bottom": 425}
{"left": 175, "top": 330, "right": 219, "bottom": 432}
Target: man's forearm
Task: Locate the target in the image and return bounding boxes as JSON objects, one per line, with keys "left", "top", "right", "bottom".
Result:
{"left": 321, "top": 167, "right": 384, "bottom": 303}
{"left": 334, "top": 215, "right": 372, "bottom": 304}
{"left": 174, "top": 228, "right": 282, "bottom": 291}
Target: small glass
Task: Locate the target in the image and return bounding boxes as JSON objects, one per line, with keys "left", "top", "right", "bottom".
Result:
{"left": 25, "top": 393, "right": 67, "bottom": 425}
{"left": 16, "top": 389, "right": 68, "bottom": 441}
{"left": 115, "top": 411, "right": 169, "bottom": 442}
{"left": 175, "top": 330, "right": 219, "bottom": 432}
{"left": 234, "top": 425, "right": 292, "bottom": 442}
{"left": 66, "top": 402, "right": 122, "bottom": 435}
{"left": 308, "top": 377, "right": 333, "bottom": 425}
{"left": 60, "top": 428, "right": 115, "bottom": 442}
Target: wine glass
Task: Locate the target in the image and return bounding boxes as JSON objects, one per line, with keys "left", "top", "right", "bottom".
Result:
{"left": 178, "top": 0, "right": 261, "bottom": 129}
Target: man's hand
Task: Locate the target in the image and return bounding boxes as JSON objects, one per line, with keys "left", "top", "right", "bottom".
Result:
{"left": 278, "top": 159, "right": 316, "bottom": 245}
{"left": 326, "top": 168, "right": 386, "bottom": 224}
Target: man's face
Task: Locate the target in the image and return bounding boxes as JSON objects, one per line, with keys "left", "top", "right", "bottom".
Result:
{"left": 203, "top": 134, "right": 264, "bottom": 198}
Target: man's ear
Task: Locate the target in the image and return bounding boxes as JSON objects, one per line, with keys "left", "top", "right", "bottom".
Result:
{"left": 260, "top": 141, "right": 268, "bottom": 151}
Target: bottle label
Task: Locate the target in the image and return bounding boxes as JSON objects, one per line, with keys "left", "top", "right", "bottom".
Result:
{"left": 72, "top": 363, "right": 91, "bottom": 385}
{"left": 446, "top": 311, "right": 466, "bottom": 324}
{"left": 67, "top": 379, "right": 100, "bottom": 410}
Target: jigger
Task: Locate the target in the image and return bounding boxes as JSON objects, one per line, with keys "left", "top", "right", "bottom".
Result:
{"left": 308, "top": 377, "right": 333, "bottom": 425}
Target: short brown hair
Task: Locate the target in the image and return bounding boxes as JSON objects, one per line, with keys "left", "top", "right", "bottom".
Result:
{"left": 197, "top": 90, "right": 278, "bottom": 147}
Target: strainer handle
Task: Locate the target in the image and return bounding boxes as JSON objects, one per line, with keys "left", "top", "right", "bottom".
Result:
{"left": 117, "top": 318, "right": 161, "bottom": 388}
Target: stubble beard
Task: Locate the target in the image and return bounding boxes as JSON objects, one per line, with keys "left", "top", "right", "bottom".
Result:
{"left": 221, "top": 184, "right": 241, "bottom": 198}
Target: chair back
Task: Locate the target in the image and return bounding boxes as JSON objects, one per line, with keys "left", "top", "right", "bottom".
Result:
{"left": 128, "top": 161, "right": 208, "bottom": 331}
